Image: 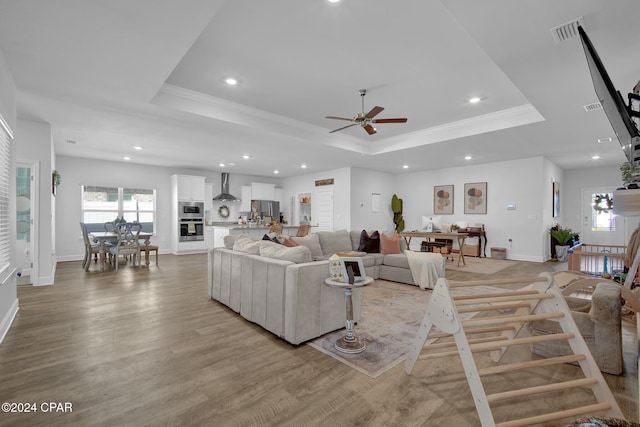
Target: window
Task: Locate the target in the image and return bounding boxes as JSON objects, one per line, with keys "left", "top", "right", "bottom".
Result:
{"left": 0, "top": 123, "right": 11, "bottom": 284}
{"left": 81, "top": 186, "right": 156, "bottom": 233}
{"left": 591, "top": 192, "right": 615, "bottom": 231}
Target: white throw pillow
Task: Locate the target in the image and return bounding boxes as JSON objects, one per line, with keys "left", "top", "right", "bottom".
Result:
{"left": 259, "top": 243, "right": 312, "bottom": 263}
{"left": 291, "top": 233, "right": 323, "bottom": 257}
{"left": 232, "top": 236, "right": 261, "bottom": 254}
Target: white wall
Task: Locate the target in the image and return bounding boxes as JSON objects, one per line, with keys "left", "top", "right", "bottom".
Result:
{"left": 281, "top": 167, "right": 351, "bottom": 230}
{"left": 54, "top": 156, "right": 280, "bottom": 261}
{"left": 14, "top": 119, "right": 56, "bottom": 285}
{"left": 0, "top": 47, "right": 17, "bottom": 343}
{"left": 350, "top": 168, "right": 396, "bottom": 232}
{"left": 396, "top": 157, "right": 550, "bottom": 261}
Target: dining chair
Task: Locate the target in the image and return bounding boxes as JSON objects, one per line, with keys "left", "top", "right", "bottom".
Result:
{"left": 80, "top": 221, "right": 101, "bottom": 271}
{"left": 296, "top": 224, "right": 310, "bottom": 237}
{"left": 140, "top": 244, "right": 159, "bottom": 266}
{"left": 269, "top": 224, "right": 284, "bottom": 234}
{"left": 109, "top": 222, "right": 142, "bottom": 271}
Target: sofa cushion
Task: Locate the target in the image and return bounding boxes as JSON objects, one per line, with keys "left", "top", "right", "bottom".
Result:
{"left": 383, "top": 253, "right": 410, "bottom": 269}
{"left": 223, "top": 234, "right": 239, "bottom": 249}
{"left": 317, "top": 230, "right": 352, "bottom": 256}
{"left": 233, "top": 236, "right": 262, "bottom": 254}
{"left": 358, "top": 230, "right": 380, "bottom": 253}
{"left": 282, "top": 236, "right": 298, "bottom": 247}
{"left": 291, "top": 233, "right": 323, "bottom": 258}
{"left": 259, "top": 243, "right": 312, "bottom": 263}
{"left": 380, "top": 232, "right": 402, "bottom": 254}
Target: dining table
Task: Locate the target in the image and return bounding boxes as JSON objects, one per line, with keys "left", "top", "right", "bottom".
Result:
{"left": 89, "top": 231, "right": 154, "bottom": 269}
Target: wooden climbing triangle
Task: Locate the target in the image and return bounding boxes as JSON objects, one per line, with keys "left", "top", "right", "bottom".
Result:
{"left": 405, "top": 273, "right": 625, "bottom": 427}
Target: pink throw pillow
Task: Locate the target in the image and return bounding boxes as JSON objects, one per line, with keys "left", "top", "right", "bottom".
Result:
{"left": 380, "top": 233, "right": 402, "bottom": 255}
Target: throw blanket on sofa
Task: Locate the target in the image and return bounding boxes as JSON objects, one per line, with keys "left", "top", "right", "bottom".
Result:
{"left": 405, "top": 250, "right": 444, "bottom": 290}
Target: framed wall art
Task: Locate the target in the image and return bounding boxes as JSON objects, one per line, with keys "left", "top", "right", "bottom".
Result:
{"left": 464, "top": 182, "right": 487, "bottom": 214}
{"left": 552, "top": 181, "right": 560, "bottom": 218}
{"left": 433, "top": 185, "right": 454, "bottom": 215}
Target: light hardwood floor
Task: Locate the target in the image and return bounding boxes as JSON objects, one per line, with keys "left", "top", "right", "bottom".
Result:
{"left": 0, "top": 255, "right": 636, "bottom": 426}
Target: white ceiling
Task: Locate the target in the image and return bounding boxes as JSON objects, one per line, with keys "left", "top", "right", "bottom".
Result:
{"left": 1, "top": 0, "right": 639, "bottom": 178}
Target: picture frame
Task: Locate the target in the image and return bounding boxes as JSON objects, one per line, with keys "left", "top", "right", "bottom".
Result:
{"left": 433, "top": 185, "right": 454, "bottom": 215}
{"left": 552, "top": 181, "right": 560, "bottom": 218}
{"left": 464, "top": 182, "right": 487, "bottom": 214}
{"left": 339, "top": 257, "right": 366, "bottom": 283}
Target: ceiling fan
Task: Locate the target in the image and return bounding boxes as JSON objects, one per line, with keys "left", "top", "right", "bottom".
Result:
{"left": 325, "top": 89, "right": 408, "bottom": 135}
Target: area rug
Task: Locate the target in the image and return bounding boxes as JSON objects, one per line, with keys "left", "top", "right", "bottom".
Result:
{"left": 307, "top": 279, "right": 504, "bottom": 378}
{"left": 445, "top": 256, "right": 514, "bottom": 275}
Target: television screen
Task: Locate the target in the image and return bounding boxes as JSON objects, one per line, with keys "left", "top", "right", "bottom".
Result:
{"left": 578, "top": 26, "right": 640, "bottom": 167}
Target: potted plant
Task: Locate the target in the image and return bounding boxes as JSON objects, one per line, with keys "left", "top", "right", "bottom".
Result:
{"left": 549, "top": 225, "right": 574, "bottom": 262}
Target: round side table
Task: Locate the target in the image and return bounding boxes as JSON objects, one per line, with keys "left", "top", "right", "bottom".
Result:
{"left": 324, "top": 276, "right": 373, "bottom": 354}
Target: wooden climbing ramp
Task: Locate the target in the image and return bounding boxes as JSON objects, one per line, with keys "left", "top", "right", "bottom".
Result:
{"left": 405, "top": 273, "right": 625, "bottom": 427}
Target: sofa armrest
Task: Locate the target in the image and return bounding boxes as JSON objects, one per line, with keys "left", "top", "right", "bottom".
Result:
{"left": 283, "top": 260, "right": 362, "bottom": 345}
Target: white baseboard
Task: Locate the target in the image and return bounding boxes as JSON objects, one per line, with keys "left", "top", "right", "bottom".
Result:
{"left": 0, "top": 298, "right": 19, "bottom": 344}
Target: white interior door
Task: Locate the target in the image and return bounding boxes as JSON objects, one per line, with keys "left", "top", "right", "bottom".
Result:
{"left": 315, "top": 186, "right": 334, "bottom": 232}
{"left": 581, "top": 187, "right": 627, "bottom": 246}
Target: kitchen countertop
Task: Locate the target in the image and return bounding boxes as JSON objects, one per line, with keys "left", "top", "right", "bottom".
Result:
{"left": 206, "top": 222, "right": 298, "bottom": 230}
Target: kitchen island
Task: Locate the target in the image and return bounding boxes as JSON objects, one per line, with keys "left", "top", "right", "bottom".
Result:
{"left": 205, "top": 223, "right": 301, "bottom": 248}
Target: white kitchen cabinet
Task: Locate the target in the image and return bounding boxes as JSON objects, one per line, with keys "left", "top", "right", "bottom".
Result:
{"left": 274, "top": 188, "right": 283, "bottom": 206}
{"left": 205, "top": 226, "right": 216, "bottom": 248}
{"left": 240, "top": 185, "right": 252, "bottom": 212}
{"left": 176, "top": 175, "right": 205, "bottom": 201}
{"left": 213, "top": 227, "right": 229, "bottom": 248}
{"left": 251, "top": 182, "right": 275, "bottom": 200}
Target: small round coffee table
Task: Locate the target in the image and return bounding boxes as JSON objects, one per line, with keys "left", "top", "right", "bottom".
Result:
{"left": 324, "top": 276, "right": 373, "bottom": 354}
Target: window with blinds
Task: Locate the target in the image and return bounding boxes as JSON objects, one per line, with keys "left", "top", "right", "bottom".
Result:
{"left": 0, "top": 124, "right": 12, "bottom": 284}
{"left": 81, "top": 185, "right": 156, "bottom": 233}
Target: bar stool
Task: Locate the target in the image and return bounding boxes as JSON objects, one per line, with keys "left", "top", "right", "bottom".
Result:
{"left": 140, "top": 244, "right": 159, "bottom": 266}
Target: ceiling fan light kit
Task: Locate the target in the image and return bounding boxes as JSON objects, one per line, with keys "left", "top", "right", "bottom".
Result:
{"left": 326, "top": 89, "right": 407, "bottom": 135}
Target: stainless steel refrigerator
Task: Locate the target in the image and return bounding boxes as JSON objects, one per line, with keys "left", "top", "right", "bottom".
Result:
{"left": 252, "top": 200, "right": 280, "bottom": 222}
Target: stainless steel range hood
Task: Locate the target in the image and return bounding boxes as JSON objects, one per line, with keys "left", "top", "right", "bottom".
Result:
{"left": 212, "top": 173, "right": 240, "bottom": 201}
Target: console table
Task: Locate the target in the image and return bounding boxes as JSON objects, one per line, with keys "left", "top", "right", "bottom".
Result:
{"left": 464, "top": 227, "right": 487, "bottom": 257}
{"left": 399, "top": 231, "right": 468, "bottom": 267}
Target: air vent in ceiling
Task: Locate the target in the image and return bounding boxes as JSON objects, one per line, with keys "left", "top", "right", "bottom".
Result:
{"left": 551, "top": 17, "right": 584, "bottom": 43}
{"left": 584, "top": 102, "right": 603, "bottom": 112}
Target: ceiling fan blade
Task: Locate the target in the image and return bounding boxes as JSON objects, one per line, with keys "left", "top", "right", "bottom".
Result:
{"left": 329, "top": 123, "right": 358, "bottom": 133}
{"left": 372, "top": 118, "right": 408, "bottom": 124}
{"left": 364, "top": 106, "right": 384, "bottom": 119}
{"left": 363, "top": 124, "right": 377, "bottom": 135}
{"left": 325, "top": 116, "right": 354, "bottom": 122}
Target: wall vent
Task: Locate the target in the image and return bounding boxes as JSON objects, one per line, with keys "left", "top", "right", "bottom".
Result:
{"left": 551, "top": 17, "right": 584, "bottom": 43}
{"left": 584, "top": 102, "right": 603, "bottom": 112}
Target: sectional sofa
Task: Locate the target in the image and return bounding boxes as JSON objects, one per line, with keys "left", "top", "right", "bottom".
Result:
{"left": 208, "top": 229, "right": 443, "bottom": 344}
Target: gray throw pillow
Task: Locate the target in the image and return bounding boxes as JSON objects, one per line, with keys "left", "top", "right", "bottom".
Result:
{"left": 316, "top": 230, "right": 352, "bottom": 256}
{"left": 259, "top": 243, "right": 312, "bottom": 263}
{"left": 291, "top": 233, "right": 323, "bottom": 257}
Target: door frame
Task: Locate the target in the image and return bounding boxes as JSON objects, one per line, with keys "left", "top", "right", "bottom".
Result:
{"left": 16, "top": 159, "right": 38, "bottom": 285}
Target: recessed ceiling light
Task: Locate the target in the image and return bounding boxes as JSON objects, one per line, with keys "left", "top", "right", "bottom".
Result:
{"left": 468, "top": 97, "right": 481, "bottom": 104}
{"left": 301, "top": 164, "right": 307, "bottom": 169}
{"left": 133, "top": 145, "right": 142, "bottom": 150}
{"left": 242, "top": 154, "right": 251, "bottom": 159}
{"left": 403, "top": 164, "right": 409, "bottom": 169}
{"left": 597, "top": 137, "right": 613, "bottom": 143}
{"left": 592, "top": 155, "right": 601, "bottom": 160}
{"left": 327, "top": 0, "right": 341, "bottom": 3}
{"left": 465, "top": 155, "right": 473, "bottom": 160}
{"left": 123, "top": 156, "right": 131, "bottom": 161}
{"left": 274, "top": 170, "right": 279, "bottom": 174}
{"left": 225, "top": 77, "right": 237, "bottom": 86}
{"left": 219, "top": 163, "right": 225, "bottom": 167}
